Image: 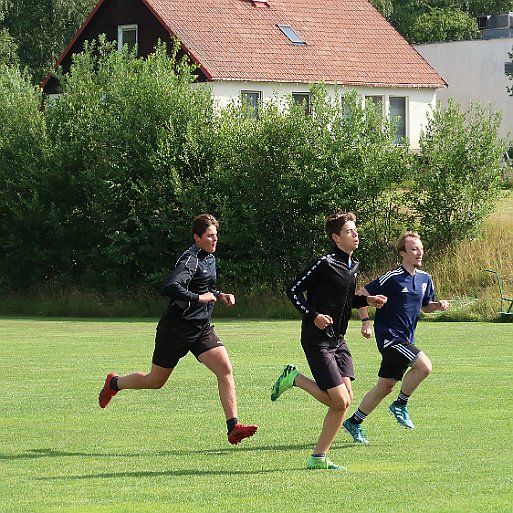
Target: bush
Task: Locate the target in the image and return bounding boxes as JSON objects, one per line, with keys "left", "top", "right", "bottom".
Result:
{"left": 411, "top": 100, "right": 504, "bottom": 249}
{"left": 0, "top": 64, "right": 51, "bottom": 290}
{"left": 0, "top": 42, "right": 507, "bottom": 312}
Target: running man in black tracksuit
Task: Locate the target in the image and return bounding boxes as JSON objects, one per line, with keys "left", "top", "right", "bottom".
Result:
{"left": 98, "top": 213, "right": 257, "bottom": 445}
{"left": 271, "top": 212, "right": 387, "bottom": 469}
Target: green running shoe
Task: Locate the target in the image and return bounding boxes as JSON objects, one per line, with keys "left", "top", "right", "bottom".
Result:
{"left": 343, "top": 419, "right": 369, "bottom": 444}
{"left": 306, "top": 455, "right": 346, "bottom": 470}
{"left": 271, "top": 364, "right": 299, "bottom": 401}
{"left": 389, "top": 401, "right": 414, "bottom": 429}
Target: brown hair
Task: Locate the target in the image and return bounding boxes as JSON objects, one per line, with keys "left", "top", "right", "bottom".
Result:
{"left": 324, "top": 212, "right": 356, "bottom": 241}
{"left": 396, "top": 231, "right": 421, "bottom": 254}
{"left": 191, "top": 213, "right": 219, "bottom": 239}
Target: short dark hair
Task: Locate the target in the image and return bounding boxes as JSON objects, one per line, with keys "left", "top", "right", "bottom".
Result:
{"left": 396, "top": 231, "right": 421, "bottom": 254}
{"left": 324, "top": 212, "right": 356, "bottom": 241}
{"left": 191, "top": 213, "right": 219, "bottom": 239}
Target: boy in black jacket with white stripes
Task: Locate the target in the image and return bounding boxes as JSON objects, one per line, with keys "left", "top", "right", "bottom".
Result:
{"left": 271, "top": 212, "right": 387, "bottom": 469}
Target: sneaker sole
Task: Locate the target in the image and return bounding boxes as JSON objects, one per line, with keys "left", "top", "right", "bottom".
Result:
{"left": 270, "top": 365, "right": 296, "bottom": 401}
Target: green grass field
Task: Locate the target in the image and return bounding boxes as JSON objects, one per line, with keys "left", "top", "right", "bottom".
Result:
{"left": 1, "top": 318, "right": 512, "bottom": 513}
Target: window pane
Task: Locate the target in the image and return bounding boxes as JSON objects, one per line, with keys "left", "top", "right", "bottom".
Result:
{"left": 118, "top": 25, "right": 138, "bottom": 53}
{"left": 277, "top": 24, "right": 306, "bottom": 45}
{"left": 123, "top": 29, "right": 137, "bottom": 48}
{"left": 292, "top": 93, "right": 311, "bottom": 115}
{"left": 241, "top": 91, "right": 261, "bottom": 119}
{"left": 389, "top": 96, "right": 406, "bottom": 141}
{"left": 365, "top": 95, "right": 384, "bottom": 114}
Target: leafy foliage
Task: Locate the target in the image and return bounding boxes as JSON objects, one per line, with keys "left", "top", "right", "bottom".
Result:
{"left": 0, "top": 64, "right": 49, "bottom": 290}
{"left": 0, "top": 42, "right": 505, "bottom": 294}
{"left": 411, "top": 100, "right": 504, "bottom": 248}
{"left": 2, "top": 0, "right": 96, "bottom": 83}
{"left": 389, "top": 1, "right": 481, "bottom": 43}
{"left": 44, "top": 39, "right": 216, "bottom": 291}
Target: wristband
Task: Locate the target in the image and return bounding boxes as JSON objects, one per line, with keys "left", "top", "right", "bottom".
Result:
{"left": 360, "top": 317, "right": 370, "bottom": 322}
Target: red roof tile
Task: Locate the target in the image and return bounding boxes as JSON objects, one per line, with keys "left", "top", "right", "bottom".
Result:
{"left": 144, "top": 0, "right": 446, "bottom": 88}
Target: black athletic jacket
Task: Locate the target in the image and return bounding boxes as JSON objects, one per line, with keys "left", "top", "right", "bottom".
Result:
{"left": 287, "top": 246, "right": 367, "bottom": 347}
{"left": 161, "top": 244, "right": 218, "bottom": 323}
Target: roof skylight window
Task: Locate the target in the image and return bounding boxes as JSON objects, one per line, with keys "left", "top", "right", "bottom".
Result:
{"left": 277, "top": 24, "right": 306, "bottom": 45}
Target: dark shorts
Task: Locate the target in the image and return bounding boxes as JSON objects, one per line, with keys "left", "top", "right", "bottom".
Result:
{"left": 378, "top": 342, "right": 422, "bottom": 381}
{"left": 302, "top": 340, "right": 354, "bottom": 391}
{"left": 152, "top": 318, "right": 223, "bottom": 369}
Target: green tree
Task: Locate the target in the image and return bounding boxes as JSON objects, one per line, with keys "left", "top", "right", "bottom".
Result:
{"left": 412, "top": 100, "right": 504, "bottom": 248}
{"left": 390, "top": 1, "right": 480, "bottom": 43}
{"left": 0, "top": 0, "right": 17, "bottom": 65}
{"left": 215, "top": 87, "right": 411, "bottom": 287}
{"left": 44, "top": 38, "right": 216, "bottom": 291}
{"left": 466, "top": 1, "right": 513, "bottom": 17}
{"left": 3, "top": 0, "right": 95, "bottom": 83}
{"left": 370, "top": 0, "right": 393, "bottom": 17}
{"left": 0, "top": 63, "right": 50, "bottom": 290}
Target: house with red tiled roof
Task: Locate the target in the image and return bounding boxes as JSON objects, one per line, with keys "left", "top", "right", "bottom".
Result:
{"left": 41, "top": 0, "right": 446, "bottom": 149}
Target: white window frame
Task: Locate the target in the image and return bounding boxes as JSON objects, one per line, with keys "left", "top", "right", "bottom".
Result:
{"left": 117, "top": 24, "right": 138, "bottom": 53}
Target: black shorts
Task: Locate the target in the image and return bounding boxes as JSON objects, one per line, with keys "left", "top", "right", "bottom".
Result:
{"left": 302, "top": 340, "right": 354, "bottom": 391}
{"left": 152, "top": 318, "right": 223, "bottom": 369}
{"left": 378, "top": 342, "right": 422, "bottom": 381}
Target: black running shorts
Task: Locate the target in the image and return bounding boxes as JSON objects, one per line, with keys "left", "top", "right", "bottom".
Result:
{"left": 378, "top": 342, "right": 422, "bottom": 381}
{"left": 302, "top": 340, "right": 355, "bottom": 391}
{"left": 152, "top": 318, "right": 223, "bottom": 369}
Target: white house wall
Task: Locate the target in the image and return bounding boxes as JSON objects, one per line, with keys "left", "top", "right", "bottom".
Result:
{"left": 415, "top": 39, "right": 513, "bottom": 140}
{"left": 198, "top": 80, "right": 437, "bottom": 150}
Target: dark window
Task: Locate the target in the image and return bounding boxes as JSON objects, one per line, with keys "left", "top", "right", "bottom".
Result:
{"left": 118, "top": 25, "right": 138, "bottom": 53}
{"left": 292, "top": 92, "right": 311, "bottom": 115}
{"left": 505, "top": 62, "right": 513, "bottom": 75}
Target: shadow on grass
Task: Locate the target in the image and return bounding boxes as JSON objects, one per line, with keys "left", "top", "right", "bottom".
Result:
{"left": 1, "top": 441, "right": 363, "bottom": 463}
{"left": 0, "top": 443, "right": 309, "bottom": 461}
{"left": 36, "top": 467, "right": 280, "bottom": 480}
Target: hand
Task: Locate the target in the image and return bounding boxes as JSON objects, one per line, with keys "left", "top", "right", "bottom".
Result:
{"left": 198, "top": 292, "right": 217, "bottom": 303}
{"left": 438, "top": 300, "right": 449, "bottom": 311}
{"left": 219, "top": 292, "right": 236, "bottom": 306}
{"left": 367, "top": 294, "right": 387, "bottom": 309}
{"left": 361, "top": 322, "right": 372, "bottom": 339}
{"left": 314, "top": 314, "right": 333, "bottom": 330}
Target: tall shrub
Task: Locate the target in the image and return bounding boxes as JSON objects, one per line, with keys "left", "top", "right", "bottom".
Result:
{"left": 215, "top": 86, "right": 411, "bottom": 288}
{"left": 412, "top": 100, "right": 504, "bottom": 248}
{"left": 45, "top": 39, "right": 217, "bottom": 290}
{"left": 0, "top": 64, "right": 50, "bottom": 290}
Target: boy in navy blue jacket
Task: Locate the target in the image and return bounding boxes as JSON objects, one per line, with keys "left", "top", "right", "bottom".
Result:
{"left": 343, "top": 231, "right": 448, "bottom": 445}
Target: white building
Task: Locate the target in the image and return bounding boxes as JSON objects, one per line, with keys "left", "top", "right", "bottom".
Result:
{"left": 415, "top": 13, "right": 513, "bottom": 141}
{"left": 42, "top": 0, "right": 446, "bottom": 150}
